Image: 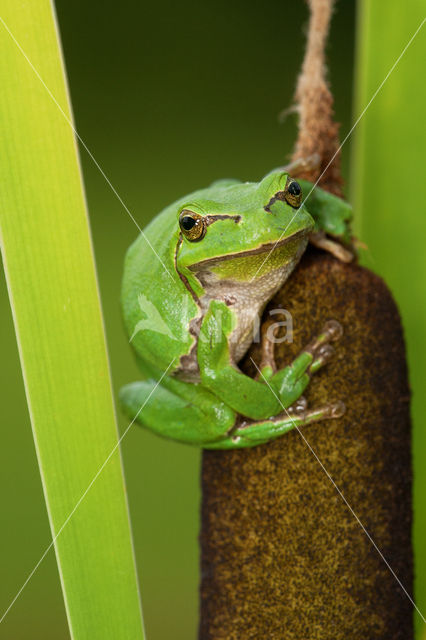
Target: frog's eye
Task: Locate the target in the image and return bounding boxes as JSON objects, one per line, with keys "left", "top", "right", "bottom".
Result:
{"left": 179, "top": 210, "right": 206, "bottom": 241}
{"left": 284, "top": 179, "right": 302, "bottom": 208}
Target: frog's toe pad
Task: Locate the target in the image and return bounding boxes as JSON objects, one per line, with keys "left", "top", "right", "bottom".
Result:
{"left": 317, "top": 343, "right": 335, "bottom": 360}
{"left": 288, "top": 395, "right": 308, "bottom": 415}
{"left": 323, "top": 319, "right": 343, "bottom": 342}
{"left": 329, "top": 400, "right": 346, "bottom": 419}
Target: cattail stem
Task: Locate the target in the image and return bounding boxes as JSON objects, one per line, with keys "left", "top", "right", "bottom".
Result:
{"left": 291, "top": 0, "right": 343, "bottom": 196}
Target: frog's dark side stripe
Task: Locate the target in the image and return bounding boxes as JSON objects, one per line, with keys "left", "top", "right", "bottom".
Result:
{"left": 264, "top": 190, "right": 298, "bottom": 213}
{"left": 174, "top": 233, "right": 201, "bottom": 306}
{"left": 205, "top": 214, "right": 241, "bottom": 226}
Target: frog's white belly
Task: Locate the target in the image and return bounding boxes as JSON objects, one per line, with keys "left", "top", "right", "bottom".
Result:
{"left": 176, "top": 243, "right": 306, "bottom": 381}
{"left": 198, "top": 257, "right": 298, "bottom": 362}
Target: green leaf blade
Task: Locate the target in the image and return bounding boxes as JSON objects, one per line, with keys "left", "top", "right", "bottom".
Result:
{"left": 0, "top": 3, "right": 145, "bottom": 638}
{"left": 351, "top": 3, "right": 426, "bottom": 637}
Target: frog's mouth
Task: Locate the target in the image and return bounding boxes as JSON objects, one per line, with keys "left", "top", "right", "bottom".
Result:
{"left": 189, "top": 228, "right": 309, "bottom": 281}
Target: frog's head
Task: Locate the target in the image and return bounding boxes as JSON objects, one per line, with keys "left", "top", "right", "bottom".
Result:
{"left": 176, "top": 170, "right": 314, "bottom": 292}
{"left": 173, "top": 170, "right": 315, "bottom": 362}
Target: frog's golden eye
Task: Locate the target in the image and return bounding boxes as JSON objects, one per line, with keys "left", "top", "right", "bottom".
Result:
{"left": 179, "top": 210, "right": 206, "bottom": 241}
{"left": 284, "top": 179, "right": 302, "bottom": 208}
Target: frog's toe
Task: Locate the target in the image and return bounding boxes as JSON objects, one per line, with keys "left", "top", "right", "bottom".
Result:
{"left": 258, "top": 311, "right": 291, "bottom": 375}
{"left": 323, "top": 319, "right": 343, "bottom": 342}
{"left": 287, "top": 396, "right": 345, "bottom": 421}
{"left": 292, "top": 400, "right": 346, "bottom": 424}
{"left": 330, "top": 400, "right": 346, "bottom": 418}
{"left": 287, "top": 395, "right": 308, "bottom": 415}
{"left": 304, "top": 319, "right": 343, "bottom": 362}
{"left": 309, "top": 343, "right": 335, "bottom": 374}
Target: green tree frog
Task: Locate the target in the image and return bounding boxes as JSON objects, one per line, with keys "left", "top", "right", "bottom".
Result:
{"left": 120, "top": 169, "right": 352, "bottom": 448}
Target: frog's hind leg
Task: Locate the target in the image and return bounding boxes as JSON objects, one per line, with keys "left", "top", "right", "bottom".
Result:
{"left": 309, "top": 231, "right": 354, "bottom": 262}
{"left": 205, "top": 400, "right": 345, "bottom": 450}
{"left": 119, "top": 377, "right": 236, "bottom": 446}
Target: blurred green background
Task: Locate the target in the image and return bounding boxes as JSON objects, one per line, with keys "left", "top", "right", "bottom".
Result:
{"left": 0, "top": 1, "right": 423, "bottom": 638}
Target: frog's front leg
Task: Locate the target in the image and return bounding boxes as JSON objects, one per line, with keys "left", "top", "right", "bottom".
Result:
{"left": 198, "top": 300, "right": 283, "bottom": 420}
{"left": 207, "top": 319, "right": 345, "bottom": 449}
{"left": 198, "top": 300, "right": 342, "bottom": 422}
